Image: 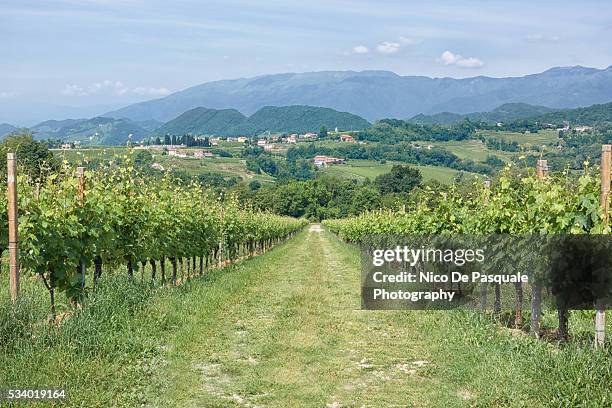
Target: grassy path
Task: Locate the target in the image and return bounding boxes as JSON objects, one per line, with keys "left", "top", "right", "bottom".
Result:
{"left": 2, "top": 225, "right": 610, "bottom": 406}
{"left": 144, "top": 225, "right": 611, "bottom": 407}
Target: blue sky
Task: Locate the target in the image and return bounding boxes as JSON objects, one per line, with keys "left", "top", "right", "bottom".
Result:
{"left": 1, "top": 0, "right": 612, "bottom": 111}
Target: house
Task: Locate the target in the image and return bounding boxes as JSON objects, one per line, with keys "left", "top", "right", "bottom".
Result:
{"left": 313, "top": 155, "right": 346, "bottom": 167}
{"left": 340, "top": 134, "right": 355, "bottom": 142}
{"left": 574, "top": 125, "right": 593, "bottom": 132}
{"left": 168, "top": 150, "right": 187, "bottom": 158}
{"left": 263, "top": 144, "right": 275, "bottom": 151}
{"left": 287, "top": 134, "right": 298, "bottom": 143}
{"left": 237, "top": 136, "right": 248, "bottom": 143}
{"left": 60, "top": 143, "right": 73, "bottom": 150}
{"left": 303, "top": 132, "right": 317, "bottom": 140}
{"left": 257, "top": 139, "right": 267, "bottom": 146}
{"left": 150, "top": 163, "right": 165, "bottom": 171}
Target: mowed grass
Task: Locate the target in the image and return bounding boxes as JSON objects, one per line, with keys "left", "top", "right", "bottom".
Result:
{"left": 1, "top": 229, "right": 611, "bottom": 406}
{"left": 430, "top": 140, "right": 514, "bottom": 162}
{"left": 322, "top": 159, "right": 473, "bottom": 184}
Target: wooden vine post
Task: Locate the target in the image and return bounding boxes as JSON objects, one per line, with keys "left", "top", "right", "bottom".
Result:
{"left": 7, "top": 153, "right": 19, "bottom": 304}
{"left": 77, "top": 167, "right": 86, "bottom": 290}
{"left": 596, "top": 145, "right": 610, "bottom": 348}
{"left": 531, "top": 159, "right": 548, "bottom": 338}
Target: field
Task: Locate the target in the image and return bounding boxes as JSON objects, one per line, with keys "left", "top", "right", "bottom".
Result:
{"left": 2, "top": 227, "right": 610, "bottom": 407}
{"left": 477, "top": 129, "right": 560, "bottom": 147}
{"left": 53, "top": 146, "right": 275, "bottom": 183}
{"left": 430, "top": 140, "right": 514, "bottom": 162}
{"left": 322, "top": 159, "right": 473, "bottom": 183}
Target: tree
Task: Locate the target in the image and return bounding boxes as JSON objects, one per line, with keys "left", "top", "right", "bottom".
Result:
{"left": 319, "top": 125, "right": 328, "bottom": 139}
{"left": 164, "top": 134, "right": 171, "bottom": 145}
{"left": 249, "top": 180, "right": 262, "bottom": 191}
{"left": 0, "top": 131, "right": 58, "bottom": 179}
{"left": 155, "top": 136, "right": 162, "bottom": 145}
{"left": 374, "top": 165, "right": 422, "bottom": 194}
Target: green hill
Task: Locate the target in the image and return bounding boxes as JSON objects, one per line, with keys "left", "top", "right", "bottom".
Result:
{"left": 156, "top": 107, "right": 248, "bottom": 136}
{"left": 157, "top": 105, "right": 371, "bottom": 136}
{"left": 31, "top": 117, "right": 150, "bottom": 145}
{"left": 529, "top": 101, "right": 612, "bottom": 125}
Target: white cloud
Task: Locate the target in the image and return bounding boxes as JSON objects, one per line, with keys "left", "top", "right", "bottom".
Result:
{"left": 61, "top": 80, "right": 171, "bottom": 97}
{"left": 352, "top": 45, "right": 369, "bottom": 54}
{"left": 440, "top": 50, "right": 484, "bottom": 68}
{"left": 377, "top": 41, "right": 401, "bottom": 54}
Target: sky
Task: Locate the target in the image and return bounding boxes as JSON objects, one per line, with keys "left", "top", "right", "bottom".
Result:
{"left": 1, "top": 0, "right": 612, "bottom": 117}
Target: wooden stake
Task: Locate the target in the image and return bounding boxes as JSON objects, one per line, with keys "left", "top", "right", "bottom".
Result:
{"left": 77, "top": 167, "right": 86, "bottom": 290}
{"left": 536, "top": 159, "right": 548, "bottom": 179}
{"left": 596, "top": 146, "right": 610, "bottom": 348}
{"left": 7, "top": 153, "right": 19, "bottom": 304}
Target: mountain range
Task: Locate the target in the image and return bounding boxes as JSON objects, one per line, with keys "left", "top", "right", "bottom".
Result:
{"left": 25, "top": 105, "right": 370, "bottom": 144}
{"left": 105, "top": 66, "right": 612, "bottom": 122}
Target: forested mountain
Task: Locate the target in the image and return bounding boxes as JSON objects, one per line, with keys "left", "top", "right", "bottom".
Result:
{"left": 409, "top": 103, "right": 557, "bottom": 125}
{"left": 157, "top": 105, "right": 370, "bottom": 136}
{"left": 31, "top": 117, "right": 150, "bottom": 145}
{"left": 104, "top": 66, "right": 612, "bottom": 122}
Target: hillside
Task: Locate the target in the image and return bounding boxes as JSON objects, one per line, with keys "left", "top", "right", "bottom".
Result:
{"left": 104, "top": 66, "right": 612, "bottom": 122}
{"left": 0, "top": 123, "right": 18, "bottom": 138}
{"left": 31, "top": 117, "right": 150, "bottom": 145}
{"left": 529, "top": 101, "right": 612, "bottom": 125}
{"left": 157, "top": 105, "right": 371, "bottom": 136}
{"left": 410, "top": 103, "right": 557, "bottom": 125}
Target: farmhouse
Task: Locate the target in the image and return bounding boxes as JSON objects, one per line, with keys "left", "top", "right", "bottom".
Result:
{"left": 340, "top": 134, "right": 355, "bottom": 142}
{"left": 313, "top": 155, "right": 346, "bottom": 167}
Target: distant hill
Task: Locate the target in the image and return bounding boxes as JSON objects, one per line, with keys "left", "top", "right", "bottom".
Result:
{"left": 410, "top": 103, "right": 557, "bottom": 125}
{"left": 0, "top": 123, "right": 18, "bottom": 138}
{"left": 31, "top": 117, "right": 150, "bottom": 145}
{"left": 156, "top": 105, "right": 371, "bottom": 136}
{"left": 104, "top": 66, "right": 612, "bottom": 122}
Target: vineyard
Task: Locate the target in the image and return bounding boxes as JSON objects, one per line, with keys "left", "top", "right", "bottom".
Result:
{"left": 324, "top": 155, "right": 611, "bottom": 346}
{"left": 1, "top": 155, "right": 306, "bottom": 317}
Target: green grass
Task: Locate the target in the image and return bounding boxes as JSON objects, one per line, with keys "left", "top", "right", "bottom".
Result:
{"left": 430, "top": 140, "right": 514, "bottom": 162}
{"left": 322, "top": 159, "right": 473, "bottom": 184}
{"left": 1, "top": 229, "right": 611, "bottom": 406}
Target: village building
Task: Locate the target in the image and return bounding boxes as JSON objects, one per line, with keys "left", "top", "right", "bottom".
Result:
{"left": 340, "top": 134, "right": 355, "bottom": 142}
{"left": 313, "top": 155, "right": 346, "bottom": 167}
